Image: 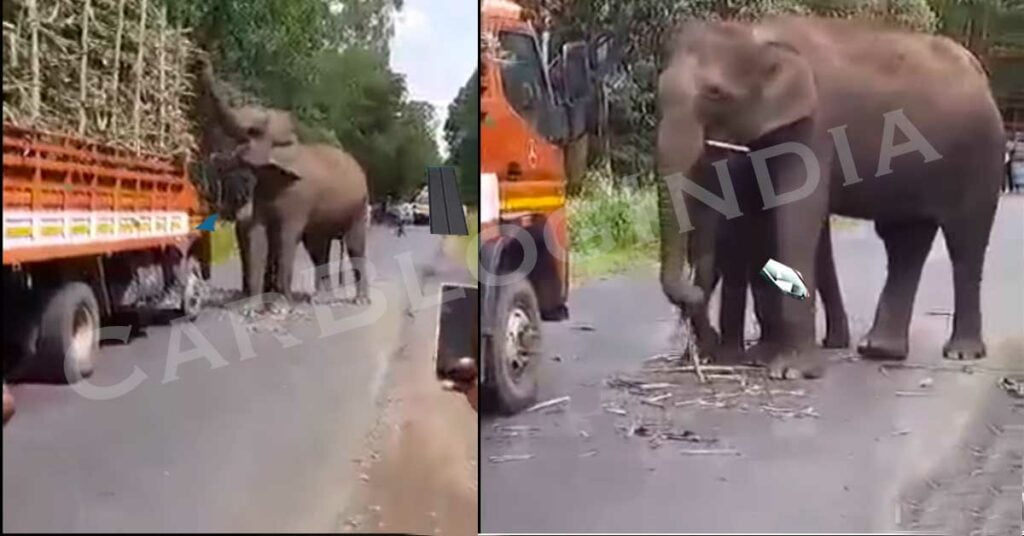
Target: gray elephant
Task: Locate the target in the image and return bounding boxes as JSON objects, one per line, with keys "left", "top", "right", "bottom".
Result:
{"left": 198, "top": 60, "right": 371, "bottom": 304}
{"left": 657, "top": 17, "right": 1004, "bottom": 379}
{"left": 665, "top": 146, "right": 850, "bottom": 364}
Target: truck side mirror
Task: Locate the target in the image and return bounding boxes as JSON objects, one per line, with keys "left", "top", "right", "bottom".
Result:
{"left": 589, "top": 33, "right": 616, "bottom": 78}
{"left": 562, "top": 41, "right": 591, "bottom": 103}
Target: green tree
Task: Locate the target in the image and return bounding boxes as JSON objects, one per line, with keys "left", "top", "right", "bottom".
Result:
{"left": 167, "top": 0, "right": 440, "bottom": 202}
{"left": 444, "top": 71, "right": 479, "bottom": 205}
{"left": 526, "top": 0, "right": 944, "bottom": 183}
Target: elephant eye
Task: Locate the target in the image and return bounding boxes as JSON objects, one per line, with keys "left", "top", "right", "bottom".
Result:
{"left": 246, "top": 127, "right": 263, "bottom": 138}
{"left": 763, "top": 61, "right": 780, "bottom": 78}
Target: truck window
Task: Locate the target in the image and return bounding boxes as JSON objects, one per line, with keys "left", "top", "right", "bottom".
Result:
{"left": 498, "top": 31, "right": 551, "bottom": 133}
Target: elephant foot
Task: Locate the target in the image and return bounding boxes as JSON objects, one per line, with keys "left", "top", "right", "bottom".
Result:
{"left": 766, "top": 348, "right": 826, "bottom": 380}
{"left": 266, "top": 293, "right": 292, "bottom": 314}
{"left": 942, "top": 337, "right": 986, "bottom": 361}
{"left": 744, "top": 340, "right": 780, "bottom": 367}
{"left": 351, "top": 293, "right": 370, "bottom": 306}
{"left": 821, "top": 327, "right": 851, "bottom": 349}
{"left": 856, "top": 331, "right": 908, "bottom": 360}
{"left": 311, "top": 290, "right": 345, "bottom": 306}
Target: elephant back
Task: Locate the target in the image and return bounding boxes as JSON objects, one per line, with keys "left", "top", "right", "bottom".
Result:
{"left": 266, "top": 143, "right": 369, "bottom": 220}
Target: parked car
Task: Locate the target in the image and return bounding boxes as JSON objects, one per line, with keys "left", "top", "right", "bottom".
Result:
{"left": 1011, "top": 143, "right": 1024, "bottom": 190}
{"left": 411, "top": 187, "right": 430, "bottom": 224}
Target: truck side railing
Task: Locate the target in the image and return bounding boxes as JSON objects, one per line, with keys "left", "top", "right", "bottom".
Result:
{"left": 3, "top": 123, "right": 203, "bottom": 265}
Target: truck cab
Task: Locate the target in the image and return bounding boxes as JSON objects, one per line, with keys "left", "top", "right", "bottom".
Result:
{"left": 478, "top": 0, "right": 611, "bottom": 413}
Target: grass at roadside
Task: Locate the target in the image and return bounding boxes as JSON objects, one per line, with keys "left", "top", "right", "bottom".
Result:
{"left": 569, "top": 179, "right": 659, "bottom": 284}
{"left": 565, "top": 177, "right": 869, "bottom": 284}
{"left": 210, "top": 222, "right": 238, "bottom": 266}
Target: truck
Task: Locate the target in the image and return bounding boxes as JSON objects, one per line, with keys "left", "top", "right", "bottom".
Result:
{"left": 3, "top": 0, "right": 210, "bottom": 386}
{"left": 475, "top": 0, "right": 612, "bottom": 413}
{"left": 2, "top": 123, "right": 210, "bottom": 384}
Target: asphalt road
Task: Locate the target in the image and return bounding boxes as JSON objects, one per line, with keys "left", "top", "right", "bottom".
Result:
{"left": 482, "top": 196, "right": 1024, "bottom": 534}
{"left": 3, "top": 225, "right": 449, "bottom": 533}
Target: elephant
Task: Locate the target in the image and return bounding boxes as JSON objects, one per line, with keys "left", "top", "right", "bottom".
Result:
{"left": 198, "top": 59, "right": 371, "bottom": 304}
{"left": 666, "top": 145, "right": 850, "bottom": 365}
{"left": 656, "top": 17, "right": 1004, "bottom": 379}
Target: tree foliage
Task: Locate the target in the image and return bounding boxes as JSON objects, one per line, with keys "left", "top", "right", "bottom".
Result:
{"left": 444, "top": 71, "right": 480, "bottom": 205}
{"left": 527, "top": 0, "right": 1020, "bottom": 183}
{"left": 168, "top": 0, "right": 438, "bottom": 200}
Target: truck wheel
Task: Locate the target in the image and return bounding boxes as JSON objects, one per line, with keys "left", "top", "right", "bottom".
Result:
{"left": 177, "top": 256, "right": 205, "bottom": 321}
{"left": 483, "top": 278, "right": 541, "bottom": 414}
{"left": 31, "top": 282, "right": 100, "bottom": 383}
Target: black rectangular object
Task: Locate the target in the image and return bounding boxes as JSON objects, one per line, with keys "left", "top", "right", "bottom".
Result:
{"left": 427, "top": 166, "right": 468, "bottom": 236}
{"left": 435, "top": 284, "right": 479, "bottom": 380}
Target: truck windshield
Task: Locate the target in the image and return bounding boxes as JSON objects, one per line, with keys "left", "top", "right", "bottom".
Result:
{"left": 498, "top": 31, "right": 549, "bottom": 130}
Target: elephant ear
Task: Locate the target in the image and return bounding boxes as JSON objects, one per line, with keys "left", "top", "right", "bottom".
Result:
{"left": 749, "top": 32, "right": 818, "bottom": 140}
{"left": 241, "top": 137, "right": 305, "bottom": 180}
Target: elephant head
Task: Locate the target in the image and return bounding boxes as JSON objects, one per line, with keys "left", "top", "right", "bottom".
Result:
{"left": 656, "top": 20, "right": 818, "bottom": 311}
{"left": 196, "top": 57, "right": 302, "bottom": 178}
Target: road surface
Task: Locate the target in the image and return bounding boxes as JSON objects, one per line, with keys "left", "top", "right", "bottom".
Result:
{"left": 3, "top": 225, "right": 471, "bottom": 533}
{"left": 482, "top": 196, "right": 1024, "bottom": 534}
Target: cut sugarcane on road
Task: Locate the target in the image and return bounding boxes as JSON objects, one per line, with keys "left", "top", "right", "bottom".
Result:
{"left": 482, "top": 196, "right": 1024, "bottom": 534}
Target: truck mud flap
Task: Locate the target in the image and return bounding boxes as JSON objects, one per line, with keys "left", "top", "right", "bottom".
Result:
{"left": 435, "top": 283, "right": 478, "bottom": 380}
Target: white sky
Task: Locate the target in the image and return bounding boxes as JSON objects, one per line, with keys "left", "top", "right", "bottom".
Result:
{"left": 389, "top": 0, "right": 477, "bottom": 159}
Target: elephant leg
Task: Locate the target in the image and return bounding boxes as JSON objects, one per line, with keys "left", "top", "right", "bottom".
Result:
{"left": 336, "top": 236, "right": 347, "bottom": 292}
{"left": 939, "top": 211, "right": 995, "bottom": 360}
{"left": 764, "top": 200, "right": 828, "bottom": 379}
{"left": 816, "top": 219, "right": 850, "bottom": 348}
{"left": 303, "top": 232, "right": 332, "bottom": 295}
{"left": 235, "top": 220, "right": 252, "bottom": 296}
{"left": 346, "top": 220, "right": 370, "bottom": 305}
{"left": 263, "top": 251, "right": 277, "bottom": 294}
{"left": 717, "top": 230, "right": 748, "bottom": 363}
{"left": 689, "top": 225, "right": 721, "bottom": 358}
{"left": 857, "top": 220, "right": 937, "bottom": 360}
{"left": 744, "top": 214, "right": 782, "bottom": 365}
{"left": 243, "top": 219, "right": 269, "bottom": 300}
{"left": 268, "top": 218, "right": 305, "bottom": 302}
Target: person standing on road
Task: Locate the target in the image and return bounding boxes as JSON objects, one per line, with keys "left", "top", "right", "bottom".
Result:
{"left": 395, "top": 202, "right": 407, "bottom": 237}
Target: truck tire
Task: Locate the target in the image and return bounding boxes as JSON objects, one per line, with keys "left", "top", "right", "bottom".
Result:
{"left": 29, "top": 282, "right": 100, "bottom": 383}
{"left": 483, "top": 278, "right": 541, "bottom": 414}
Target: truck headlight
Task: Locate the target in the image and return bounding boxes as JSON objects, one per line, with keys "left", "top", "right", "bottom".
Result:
{"left": 481, "top": 172, "right": 500, "bottom": 224}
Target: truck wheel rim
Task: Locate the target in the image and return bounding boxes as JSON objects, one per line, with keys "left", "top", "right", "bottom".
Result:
{"left": 70, "top": 305, "right": 97, "bottom": 371}
{"left": 504, "top": 307, "right": 533, "bottom": 379}
{"left": 184, "top": 269, "right": 203, "bottom": 316}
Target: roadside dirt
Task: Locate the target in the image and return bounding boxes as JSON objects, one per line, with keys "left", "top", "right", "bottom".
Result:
{"left": 339, "top": 237, "right": 478, "bottom": 536}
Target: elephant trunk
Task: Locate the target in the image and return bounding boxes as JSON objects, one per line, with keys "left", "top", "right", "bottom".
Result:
{"left": 195, "top": 57, "right": 248, "bottom": 142}
{"left": 656, "top": 110, "right": 707, "bottom": 312}
{"left": 658, "top": 174, "right": 705, "bottom": 310}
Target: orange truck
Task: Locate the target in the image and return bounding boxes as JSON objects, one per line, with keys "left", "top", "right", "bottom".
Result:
{"left": 477, "top": 0, "right": 612, "bottom": 413}
{"left": 2, "top": 123, "right": 210, "bottom": 383}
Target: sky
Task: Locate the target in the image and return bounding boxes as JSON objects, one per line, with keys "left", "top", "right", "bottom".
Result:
{"left": 389, "top": 0, "right": 477, "bottom": 159}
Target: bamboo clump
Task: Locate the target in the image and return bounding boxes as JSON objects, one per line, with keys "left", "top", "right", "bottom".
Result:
{"left": 2, "top": 0, "right": 198, "bottom": 156}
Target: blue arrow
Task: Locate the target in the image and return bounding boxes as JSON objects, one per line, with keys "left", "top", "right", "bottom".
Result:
{"left": 196, "top": 214, "right": 218, "bottom": 232}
